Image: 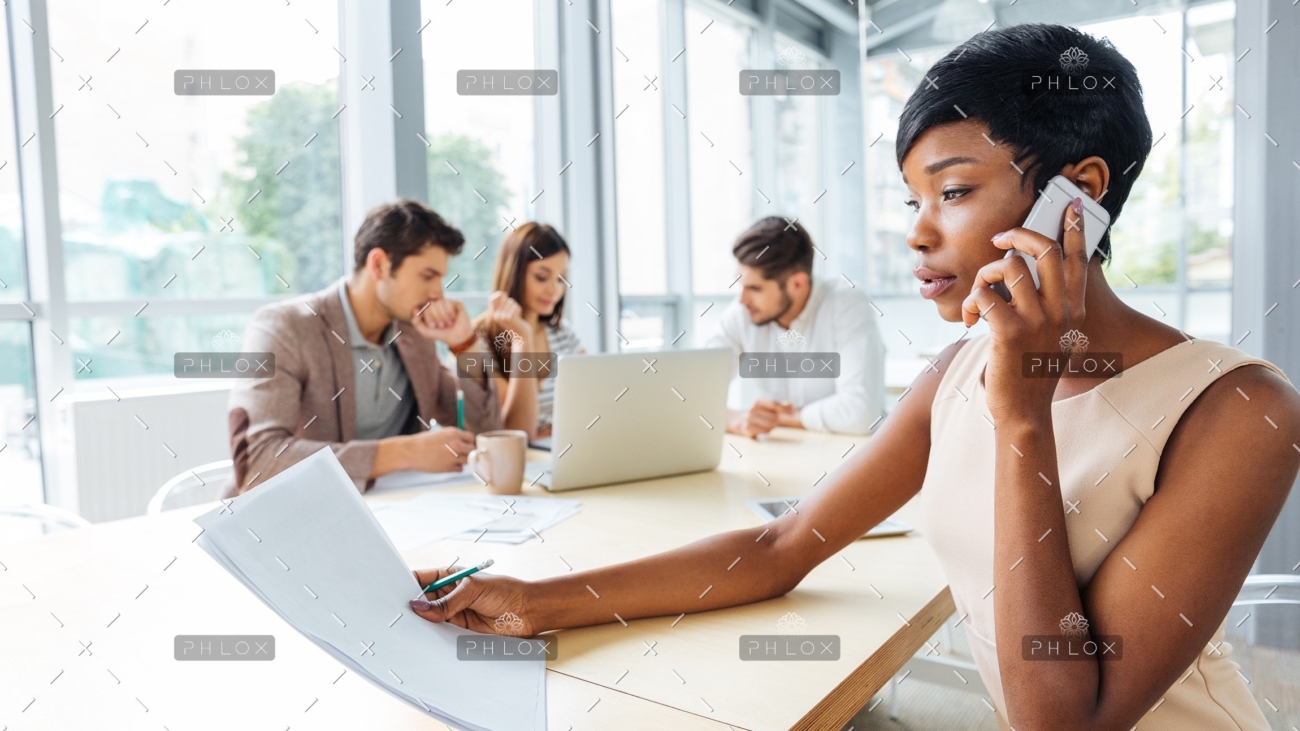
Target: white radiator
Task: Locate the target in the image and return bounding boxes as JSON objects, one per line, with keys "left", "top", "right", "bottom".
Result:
{"left": 52, "top": 383, "right": 232, "bottom": 523}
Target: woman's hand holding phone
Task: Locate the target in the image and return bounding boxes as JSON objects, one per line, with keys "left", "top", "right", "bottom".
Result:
{"left": 960, "top": 196, "right": 1090, "bottom": 424}
{"left": 990, "top": 175, "right": 1109, "bottom": 301}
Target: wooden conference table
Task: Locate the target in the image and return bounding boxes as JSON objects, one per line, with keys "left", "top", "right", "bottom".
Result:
{"left": 0, "top": 428, "right": 953, "bottom": 731}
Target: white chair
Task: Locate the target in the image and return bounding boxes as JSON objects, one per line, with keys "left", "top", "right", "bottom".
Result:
{"left": 1226, "top": 573, "right": 1300, "bottom": 723}
{"left": 147, "top": 459, "right": 234, "bottom": 514}
{"left": 0, "top": 504, "right": 91, "bottom": 541}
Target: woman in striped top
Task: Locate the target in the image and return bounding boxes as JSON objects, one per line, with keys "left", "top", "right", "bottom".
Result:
{"left": 474, "top": 222, "right": 585, "bottom": 440}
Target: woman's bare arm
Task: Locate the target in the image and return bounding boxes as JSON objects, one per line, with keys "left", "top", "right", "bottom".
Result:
{"left": 965, "top": 215, "right": 1300, "bottom": 730}
{"left": 493, "top": 370, "right": 539, "bottom": 440}
{"left": 992, "top": 364, "right": 1300, "bottom": 731}
{"left": 411, "top": 338, "right": 973, "bottom": 635}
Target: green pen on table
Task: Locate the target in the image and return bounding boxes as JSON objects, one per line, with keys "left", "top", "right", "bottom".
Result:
{"left": 420, "top": 558, "right": 493, "bottom": 594}
{"left": 456, "top": 388, "right": 465, "bottom": 429}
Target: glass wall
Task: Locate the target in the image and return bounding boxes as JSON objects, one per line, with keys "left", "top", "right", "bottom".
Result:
{"left": 685, "top": 2, "right": 755, "bottom": 296}
{"left": 45, "top": 0, "right": 344, "bottom": 382}
{"left": 0, "top": 13, "right": 41, "bottom": 505}
{"left": 771, "top": 33, "right": 825, "bottom": 255}
{"left": 611, "top": 0, "right": 668, "bottom": 297}
{"left": 0, "top": 10, "right": 23, "bottom": 303}
{"left": 0, "top": 0, "right": 873, "bottom": 501}
{"left": 863, "top": 49, "right": 949, "bottom": 297}
{"left": 420, "top": 0, "right": 537, "bottom": 294}
{"left": 610, "top": 0, "right": 843, "bottom": 352}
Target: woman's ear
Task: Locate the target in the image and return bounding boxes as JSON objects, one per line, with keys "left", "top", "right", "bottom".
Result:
{"left": 1064, "top": 156, "right": 1111, "bottom": 203}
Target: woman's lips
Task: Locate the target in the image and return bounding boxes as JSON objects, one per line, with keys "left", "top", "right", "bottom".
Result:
{"left": 919, "top": 276, "right": 958, "bottom": 299}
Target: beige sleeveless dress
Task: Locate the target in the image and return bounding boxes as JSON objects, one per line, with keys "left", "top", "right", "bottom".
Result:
{"left": 916, "top": 333, "right": 1285, "bottom": 730}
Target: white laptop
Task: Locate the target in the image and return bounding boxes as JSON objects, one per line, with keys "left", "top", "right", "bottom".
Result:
{"left": 525, "top": 348, "right": 732, "bottom": 491}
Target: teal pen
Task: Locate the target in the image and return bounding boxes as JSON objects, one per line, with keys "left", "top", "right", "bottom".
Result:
{"left": 420, "top": 558, "right": 493, "bottom": 594}
{"left": 456, "top": 388, "right": 465, "bottom": 429}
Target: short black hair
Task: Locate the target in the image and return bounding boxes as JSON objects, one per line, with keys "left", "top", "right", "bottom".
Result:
{"left": 732, "top": 216, "right": 815, "bottom": 281}
{"left": 353, "top": 198, "right": 466, "bottom": 271}
{"left": 895, "top": 23, "right": 1154, "bottom": 262}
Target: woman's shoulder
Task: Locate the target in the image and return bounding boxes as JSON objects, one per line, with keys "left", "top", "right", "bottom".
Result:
{"left": 895, "top": 334, "right": 988, "bottom": 419}
{"left": 944, "top": 332, "right": 991, "bottom": 373}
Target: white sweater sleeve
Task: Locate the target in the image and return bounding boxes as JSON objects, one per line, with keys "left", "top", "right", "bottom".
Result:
{"left": 797, "top": 292, "right": 886, "bottom": 435}
{"left": 704, "top": 300, "right": 747, "bottom": 381}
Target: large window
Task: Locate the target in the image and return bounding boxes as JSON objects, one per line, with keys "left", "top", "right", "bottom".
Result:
{"left": 421, "top": 0, "right": 537, "bottom": 294}
{"left": 611, "top": 0, "right": 668, "bottom": 297}
{"left": 0, "top": 13, "right": 41, "bottom": 506}
{"left": 771, "top": 33, "right": 825, "bottom": 257}
{"left": 0, "top": 0, "right": 871, "bottom": 506}
{"left": 864, "top": 49, "right": 949, "bottom": 297}
{"left": 0, "top": 11, "right": 22, "bottom": 304}
{"left": 685, "top": 3, "right": 754, "bottom": 296}
{"left": 611, "top": 0, "right": 673, "bottom": 350}
{"left": 1098, "top": 3, "right": 1234, "bottom": 296}
{"left": 863, "top": 2, "right": 1237, "bottom": 395}
{"left": 46, "top": 0, "right": 344, "bottom": 380}
{"left": 612, "top": 0, "right": 845, "bottom": 352}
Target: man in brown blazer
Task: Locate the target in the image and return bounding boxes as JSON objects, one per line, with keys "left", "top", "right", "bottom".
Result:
{"left": 226, "top": 199, "right": 501, "bottom": 496}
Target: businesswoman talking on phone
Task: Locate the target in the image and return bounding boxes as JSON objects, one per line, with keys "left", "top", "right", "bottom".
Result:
{"left": 409, "top": 24, "right": 1300, "bottom": 731}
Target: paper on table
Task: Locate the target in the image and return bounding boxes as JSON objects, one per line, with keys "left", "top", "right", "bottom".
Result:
{"left": 369, "top": 499, "right": 499, "bottom": 551}
{"left": 459, "top": 498, "right": 579, "bottom": 544}
{"left": 193, "top": 448, "right": 545, "bottom": 731}
{"left": 369, "top": 466, "right": 481, "bottom": 493}
{"left": 371, "top": 492, "right": 581, "bottom": 545}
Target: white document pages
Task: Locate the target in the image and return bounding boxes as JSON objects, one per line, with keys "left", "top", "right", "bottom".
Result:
{"left": 369, "top": 466, "right": 481, "bottom": 493}
{"left": 194, "top": 448, "right": 546, "bottom": 731}
{"left": 370, "top": 493, "right": 581, "bottom": 546}
{"left": 368, "top": 499, "right": 502, "bottom": 551}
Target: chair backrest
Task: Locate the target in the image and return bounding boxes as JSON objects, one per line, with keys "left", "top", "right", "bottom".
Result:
{"left": 1233, "top": 574, "right": 1300, "bottom": 607}
{"left": 0, "top": 504, "right": 91, "bottom": 542}
{"left": 147, "top": 460, "right": 234, "bottom": 515}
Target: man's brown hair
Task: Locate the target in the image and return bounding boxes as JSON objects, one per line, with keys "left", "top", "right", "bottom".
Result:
{"left": 353, "top": 198, "right": 466, "bottom": 272}
{"left": 732, "top": 216, "right": 815, "bottom": 282}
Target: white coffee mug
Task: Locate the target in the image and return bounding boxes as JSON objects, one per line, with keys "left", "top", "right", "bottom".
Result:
{"left": 468, "top": 430, "right": 528, "bottom": 495}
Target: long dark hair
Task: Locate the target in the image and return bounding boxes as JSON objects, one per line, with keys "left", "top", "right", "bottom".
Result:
{"left": 473, "top": 222, "right": 571, "bottom": 376}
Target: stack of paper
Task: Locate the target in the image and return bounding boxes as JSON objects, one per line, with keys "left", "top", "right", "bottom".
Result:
{"left": 370, "top": 493, "right": 581, "bottom": 547}
{"left": 194, "top": 448, "right": 546, "bottom": 731}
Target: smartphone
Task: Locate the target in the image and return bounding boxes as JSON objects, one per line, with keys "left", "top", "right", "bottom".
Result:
{"left": 990, "top": 175, "right": 1111, "bottom": 301}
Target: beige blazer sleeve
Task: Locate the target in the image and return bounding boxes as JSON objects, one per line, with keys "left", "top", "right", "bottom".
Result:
{"left": 228, "top": 306, "right": 379, "bottom": 493}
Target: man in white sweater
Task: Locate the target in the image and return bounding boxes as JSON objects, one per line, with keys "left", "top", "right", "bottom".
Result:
{"left": 705, "top": 217, "right": 886, "bottom": 437}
